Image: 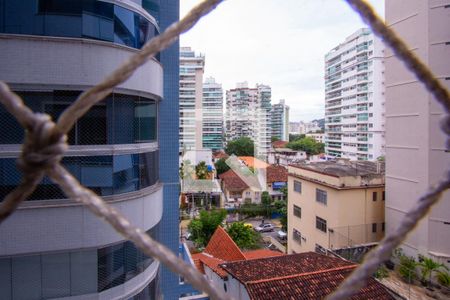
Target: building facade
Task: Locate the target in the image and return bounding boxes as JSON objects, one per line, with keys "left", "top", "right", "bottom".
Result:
{"left": 0, "top": 0, "right": 181, "bottom": 299}
{"left": 202, "top": 77, "right": 224, "bottom": 150}
{"left": 180, "top": 46, "right": 205, "bottom": 152}
{"left": 271, "top": 99, "right": 290, "bottom": 141}
{"left": 287, "top": 160, "right": 385, "bottom": 254}
{"left": 226, "top": 82, "right": 272, "bottom": 160}
{"left": 324, "top": 28, "right": 385, "bottom": 161}
{"left": 385, "top": 0, "right": 450, "bottom": 265}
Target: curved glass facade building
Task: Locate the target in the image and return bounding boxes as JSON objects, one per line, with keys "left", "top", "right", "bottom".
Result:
{"left": 0, "top": 0, "right": 179, "bottom": 299}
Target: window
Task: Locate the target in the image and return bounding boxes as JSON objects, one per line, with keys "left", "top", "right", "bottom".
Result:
{"left": 382, "top": 191, "right": 385, "bottom": 201}
{"left": 372, "top": 191, "right": 377, "bottom": 201}
{"left": 316, "top": 189, "right": 327, "bottom": 205}
{"left": 372, "top": 223, "right": 377, "bottom": 233}
{"left": 293, "top": 205, "right": 301, "bottom": 218}
{"left": 293, "top": 180, "right": 302, "bottom": 193}
{"left": 316, "top": 216, "right": 327, "bottom": 233}
{"left": 382, "top": 222, "right": 385, "bottom": 232}
{"left": 292, "top": 229, "right": 301, "bottom": 244}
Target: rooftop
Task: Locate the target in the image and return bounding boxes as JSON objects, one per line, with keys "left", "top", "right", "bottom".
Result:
{"left": 271, "top": 140, "right": 289, "bottom": 148}
{"left": 266, "top": 165, "right": 288, "bottom": 183}
{"left": 221, "top": 252, "right": 394, "bottom": 300}
{"left": 219, "top": 169, "right": 249, "bottom": 191}
{"left": 238, "top": 156, "right": 269, "bottom": 168}
{"left": 291, "top": 159, "right": 385, "bottom": 177}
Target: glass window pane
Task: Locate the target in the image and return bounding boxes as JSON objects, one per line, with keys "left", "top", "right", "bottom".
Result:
{"left": 71, "top": 250, "right": 98, "bottom": 296}
{"left": 12, "top": 255, "right": 42, "bottom": 300}
{"left": 135, "top": 101, "right": 156, "bottom": 141}
{"left": 114, "top": 5, "right": 137, "bottom": 48}
{"left": 78, "top": 105, "right": 107, "bottom": 145}
{"left": 0, "top": 258, "right": 12, "bottom": 300}
{"left": 82, "top": 0, "right": 113, "bottom": 41}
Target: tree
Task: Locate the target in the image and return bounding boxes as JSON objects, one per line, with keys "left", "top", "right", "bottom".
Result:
{"left": 289, "top": 134, "right": 305, "bottom": 142}
{"left": 215, "top": 158, "right": 230, "bottom": 175}
{"left": 261, "top": 191, "right": 272, "bottom": 218}
{"left": 226, "top": 222, "right": 260, "bottom": 249}
{"left": 418, "top": 256, "right": 448, "bottom": 286}
{"left": 195, "top": 161, "right": 209, "bottom": 179}
{"left": 286, "top": 137, "right": 324, "bottom": 155}
{"left": 179, "top": 159, "right": 194, "bottom": 180}
{"left": 188, "top": 209, "right": 227, "bottom": 248}
{"left": 271, "top": 136, "right": 280, "bottom": 142}
{"left": 274, "top": 186, "right": 288, "bottom": 230}
{"left": 225, "top": 137, "right": 254, "bottom": 156}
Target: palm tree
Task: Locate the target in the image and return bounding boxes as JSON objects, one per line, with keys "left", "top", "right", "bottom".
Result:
{"left": 419, "top": 257, "right": 448, "bottom": 286}
{"left": 195, "top": 161, "right": 209, "bottom": 180}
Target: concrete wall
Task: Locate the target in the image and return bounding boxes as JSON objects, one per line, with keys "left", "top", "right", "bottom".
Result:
{"left": 385, "top": 0, "right": 450, "bottom": 265}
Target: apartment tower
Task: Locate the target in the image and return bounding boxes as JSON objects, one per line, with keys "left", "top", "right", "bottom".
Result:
{"left": 226, "top": 82, "right": 272, "bottom": 160}
{"left": 202, "top": 77, "right": 224, "bottom": 151}
{"left": 324, "top": 28, "right": 385, "bottom": 161}
{"left": 179, "top": 46, "right": 205, "bottom": 152}
{"left": 272, "top": 99, "right": 290, "bottom": 141}
{"left": 0, "top": 0, "right": 181, "bottom": 299}
{"left": 385, "top": 1, "right": 450, "bottom": 264}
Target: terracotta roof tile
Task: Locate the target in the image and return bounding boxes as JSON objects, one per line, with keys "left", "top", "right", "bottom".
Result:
{"left": 245, "top": 267, "right": 394, "bottom": 300}
{"left": 219, "top": 169, "right": 249, "bottom": 191}
{"left": 192, "top": 253, "right": 227, "bottom": 277}
{"left": 221, "top": 252, "right": 394, "bottom": 300}
{"left": 221, "top": 252, "right": 354, "bottom": 283}
{"left": 213, "top": 151, "right": 229, "bottom": 159}
{"left": 266, "top": 165, "right": 288, "bottom": 183}
{"left": 204, "top": 226, "right": 246, "bottom": 262}
{"left": 272, "top": 140, "right": 289, "bottom": 148}
{"left": 238, "top": 156, "right": 269, "bottom": 168}
{"left": 243, "top": 249, "right": 285, "bottom": 260}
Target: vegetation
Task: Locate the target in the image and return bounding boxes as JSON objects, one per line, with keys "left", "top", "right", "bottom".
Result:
{"left": 274, "top": 186, "right": 288, "bottom": 230}
{"left": 418, "top": 256, "right": 448, "bottom": 286}
{"left": 271, "top": 136, "right": 280, "bottom": 142}
{"left": 374, "top": 265, "right": 390, "bottom": 279}
{"left": 195, "top": 161, "right": 209, "bottom": 179}
{"left": 225, "top": 137, "right": 254, "bottom": 156}
{"left": 289, "top": 133, "right": 305, "bottom": 142}
{"left": 261, "top": 191, "right": 272, "bottom": 218}
{"left": 226, "top": 222, "right": 260, "bottom": 249}
{"left": 286, "top": 137, "right": 324, "bottom": 155}
{"left": 188, "top": 209, "right": 227, "bottom": 248}
{"left": 214, "top": 158, "right": 230, "bottom": 175}
{"left": 436, "top": 271, "right": 450, "bottom": 287}
{"left": 395, "top": 249, "right": 418, "bottom": 282}
{"left": 179, "top": 160, "right": 194, "bottom": 179}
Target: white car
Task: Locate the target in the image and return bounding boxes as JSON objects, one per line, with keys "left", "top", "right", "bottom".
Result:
{"left": 254, "top": 223, "right": 275, "bottom": 232}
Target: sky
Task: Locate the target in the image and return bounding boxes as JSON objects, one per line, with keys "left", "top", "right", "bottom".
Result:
{"left": 179, "top": 0, "right": 385, "bottom": 122}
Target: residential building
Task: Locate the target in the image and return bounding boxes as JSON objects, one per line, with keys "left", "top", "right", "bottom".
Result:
{"left": 271, "top": 99, "right": 290, "bottom": 141}
{"left": 220, "top": 252, "right": 395, "bottom": 300}
{"left": 268, "top": 142, "right": 307, "bottom": 166}
{"left": 202, "top": 77, "right": 224, "bottom": 150}
{"left": 289, "top": 121, "right": 300, "bottom": 134}
{"left": 306, "top": 132, "right": 325, "bottom": 144}
{"left": 324, "top": 28, "right": 385, "bottom": 161}
{"left": 0, "top": 0, "right": 179, "bottom": 299}
{"left": 288, "top": 159, "right": 385, "bottom": 254}
{"left": 219, "top": 164, "right": 287, "bottom": 203}
{"left": 226, "top": 82, "right": 272, "bottom": 160}
{"left": 299, "top": 120, "right": 322, "bottom": 134}
{"left": 180, "top": 46, "right": 205, "bottom": 151}
{"left": 385, "top": 1, "right": 450, "bottom": 265}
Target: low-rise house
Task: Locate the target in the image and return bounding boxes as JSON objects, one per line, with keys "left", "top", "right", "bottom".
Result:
{"left": 306, "top": 132, "right": 325, "bottom": 143}
{"left": 219, "top": 252, "right": 395, "bottom": 300}
{"left": 288, "top": 159, "right": 385, "bottom": 254}
{"left": 268, "top": 147, "right": 307, "bottom": 166}
{"left": 219, "top": 164, "right": 288, "bottom": 203}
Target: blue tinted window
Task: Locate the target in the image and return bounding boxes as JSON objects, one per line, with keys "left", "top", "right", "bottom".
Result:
{"left": 0, "top": 0, "right": 159, "bottom": 53}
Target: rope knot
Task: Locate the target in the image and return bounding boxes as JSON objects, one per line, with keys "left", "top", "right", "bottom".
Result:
{"left": 18, "top": 113, "right": 68, "bottom": 174}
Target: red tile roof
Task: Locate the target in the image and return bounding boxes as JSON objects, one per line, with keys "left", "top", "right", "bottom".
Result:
{"left": 243, "top": 249, "right": 284, "bottom": 260}
{"left": 238, "top": 156, "right": 269, "bottom": 168}
{"left": 191, "top": 253, "right": 227, "bottom": 277}
{"left": 220, "top": 252, "right": 394, "bottom": 300}
{"left": 213, "top": 151, "right": 229, "bottom": 159}
{"left": 266, "top": 165, "right": 288, "bottom": 183}
{"left": 272, "top": 140, "right": 289, "bottom": 148}
{"left": 219, "top": 169, "right": 249, "bottom": 191}
{"left": 204, "top": 226, "right": 246, "bottom": 262}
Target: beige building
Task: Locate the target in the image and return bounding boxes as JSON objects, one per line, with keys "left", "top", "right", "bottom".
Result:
{"left": 385, "top": 1, "right": 450, "bottom": 264}
{"left": 287, "top": 159, "right": 385, "bottom": 253}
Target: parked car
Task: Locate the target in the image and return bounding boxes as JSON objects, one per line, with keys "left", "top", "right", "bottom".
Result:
{"left": 277, "top": 230, "right": 287, "bottom": 241}
{"left": 255, "top": 223, "right": 275, "bottom": 232}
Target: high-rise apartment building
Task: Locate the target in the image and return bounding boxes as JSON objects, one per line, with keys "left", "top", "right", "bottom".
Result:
{"left": 226, "top": 82, "right": 272, "bottom": 159}
{"left": 0, "top": 0, "right": 182, "bottom": 299}
{"left": 272, "top": 99, "right": 290, "bottom": 141}
{"left": 180, "top": 46, "right": 205, "bottom": 152}
{"left": 324, "top": 28, "right": 385, "bottom": 161}
{"left": 385, "top": 1, "right": 450, "bottom": 265}
{"left": 202, "top": 77, "right": 224, "bottom": 150}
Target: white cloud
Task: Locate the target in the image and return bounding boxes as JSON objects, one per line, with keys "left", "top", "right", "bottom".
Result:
{"left": 180, "top": 0, "right": 385, "bottom": 121}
